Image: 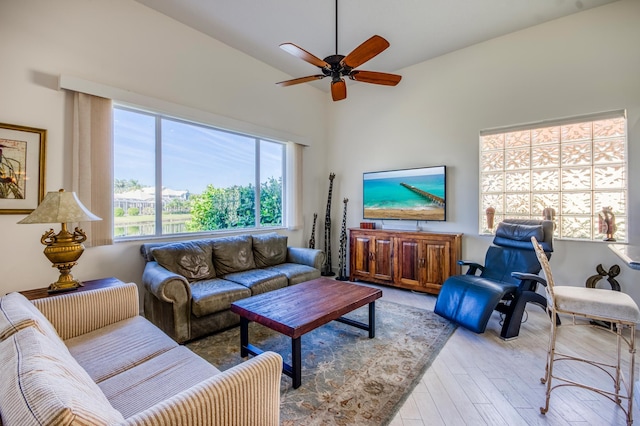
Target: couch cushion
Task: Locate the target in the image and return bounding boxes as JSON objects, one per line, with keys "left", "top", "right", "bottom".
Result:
{"left": 190, "top": 278, "right": 252, "bottom": 317}
{"left": 0, "top": 292, "right": 38, "bottom": 340}
{"left": 98, "top": 345, "right": 220, "bottom": 419}
{"left": 0, "top": 292, "right": 63, "bottom": 347}
{"left": 151, "top": 240, "right": 216, "bottom": 282}
{"left": 65, "top": 315, "right": 178, "bottom": 383}
{"left": 223, "top": 269, "right": 288, "bottom": 296}
{"left": 0, "top": 327, "right": 125, "bottom": 426}
{"left": 265, "top": 263, "right": 322, "bottom": 286}
{"left": 212, "top": 235, "right": 256, "bottom": 275}
{"left": 252, "top": 232, "right": 288, "bottom": 268}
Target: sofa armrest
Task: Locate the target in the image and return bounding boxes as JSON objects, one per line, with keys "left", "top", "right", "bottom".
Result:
{"left": 31, "top": 282, "right": 139, "bottom": 341}
{"left": 123, "top": 351, "right": 283, "bottom": 426}
{"left": 142, "top": 261, "right": 191, "bottom": 304}
{"left": 142, "top": 262, "right": 192, "bottom": 342}
{"left": 287, "top": 247, "right": 325, "bottom": 270}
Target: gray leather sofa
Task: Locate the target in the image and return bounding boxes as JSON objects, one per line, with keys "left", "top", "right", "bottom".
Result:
{"left": 140, "top": 233, "right": 324, "bottom": 343}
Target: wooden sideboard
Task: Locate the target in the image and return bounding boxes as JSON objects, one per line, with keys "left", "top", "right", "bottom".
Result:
{"left": 349, "top": 228, "right": 462, "bottom": 295}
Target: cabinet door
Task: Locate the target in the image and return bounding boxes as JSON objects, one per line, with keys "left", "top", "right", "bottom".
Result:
{"left": 351, "top": 235, "right": 372, "bottom": 276}
{"left": 422, "top": 241, "right": 451, "bottom": 293}
{"left": 372, "top": 237, "right": 393, "bottom": 281}
{"left": 396, "top": 239, "right": 422, "bottom": 287}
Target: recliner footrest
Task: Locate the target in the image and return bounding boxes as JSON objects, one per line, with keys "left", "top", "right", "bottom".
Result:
{"left": 434, "top": 275, "right": 517, "bottom": 333}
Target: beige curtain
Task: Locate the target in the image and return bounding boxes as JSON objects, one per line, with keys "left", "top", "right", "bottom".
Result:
{"left": 286, "top": 142, "right": 303, "bottom": 230}
{"left": 72, "top": 92, "right": 113, "bottom": 247}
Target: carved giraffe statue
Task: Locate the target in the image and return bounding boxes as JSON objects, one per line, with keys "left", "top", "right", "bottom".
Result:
{"left": 336, "top": 198, "right": 349, "bottom": 280}
{"left": 308, "top": 213, "right": 318, "bottom": 249}
{"left": 322, "top": 173, "right": 336, "bottom": 276}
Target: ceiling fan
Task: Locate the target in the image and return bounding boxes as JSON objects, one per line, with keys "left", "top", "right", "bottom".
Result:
{"left": 276, "top": 0, "right": 402, "bottom": 101}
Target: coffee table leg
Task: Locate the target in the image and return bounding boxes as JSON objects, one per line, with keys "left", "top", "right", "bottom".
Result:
{"left": 240, "top": 317, "right": 249, "bottom": 357}
{"left": 292, "top": 337, "right": 301, "bottom": 389}
{"left": 369, "top": 301, "right": 376, "bottom": 338}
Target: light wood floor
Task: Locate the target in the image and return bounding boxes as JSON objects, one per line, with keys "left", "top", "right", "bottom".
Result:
{"left": 364, "top": 284, "right": 639, "bottom": 426}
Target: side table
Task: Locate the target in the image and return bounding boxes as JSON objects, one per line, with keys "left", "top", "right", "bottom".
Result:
{"left": 19, "top": 277, "right": 126, "bottom": 301}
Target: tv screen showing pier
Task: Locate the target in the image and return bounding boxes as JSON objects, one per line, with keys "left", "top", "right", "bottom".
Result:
{"left": 363, "top": 165, "right": 446, "bottom": 221}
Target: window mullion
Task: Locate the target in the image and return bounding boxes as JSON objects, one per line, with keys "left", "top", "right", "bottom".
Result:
{"left": 255, "top": 138, "right": 261, "bottom": 228}
{"left": 155, "top": 116, "right": 162, "bottom": 236}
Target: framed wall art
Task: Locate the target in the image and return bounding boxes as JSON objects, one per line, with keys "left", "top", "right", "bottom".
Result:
{"left": 0, "top": 122, "right": 46, "bottom": 214}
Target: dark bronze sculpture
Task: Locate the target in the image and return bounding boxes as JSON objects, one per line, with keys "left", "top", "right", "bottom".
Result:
{"left": 322, "top": 173, "right": 336, "bottom": 276}
{"left": 586, "top": 263, "right": 621, "bottom": 327}
{"left": 586, "top": 263, "right": 621, "bottom": 292}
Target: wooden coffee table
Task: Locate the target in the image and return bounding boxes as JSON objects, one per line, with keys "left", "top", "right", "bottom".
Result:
{"left": 230, "top": 277, "right": 382, "bottom": 388}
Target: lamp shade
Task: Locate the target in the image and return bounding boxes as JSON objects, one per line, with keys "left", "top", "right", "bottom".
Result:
{"left": 18, "top": 189, "right": 101, "bottom": 224}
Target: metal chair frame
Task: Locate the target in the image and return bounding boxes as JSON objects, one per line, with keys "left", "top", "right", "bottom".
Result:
{"left": 531, "top": 236, "right": 637, "bottom": 425}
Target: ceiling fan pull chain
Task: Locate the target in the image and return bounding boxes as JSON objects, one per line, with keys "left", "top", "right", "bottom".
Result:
{"left": 335, "top": 0, "right": 339, "bottom": 55}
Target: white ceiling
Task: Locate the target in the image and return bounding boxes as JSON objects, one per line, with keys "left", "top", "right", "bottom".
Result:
{"left": 134, "top": 0, "right": 618, "bottom": 92}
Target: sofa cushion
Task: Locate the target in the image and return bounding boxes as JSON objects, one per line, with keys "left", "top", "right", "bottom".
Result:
{"left": 65, "top": 315, "right": 178, "bottom": 383}
{"left": 98, "top": 346, "right": 220, "bottom": 419}
{"left": 212, "top": 235, "right": 256, "bottom": 275}
{"left": 252, "top": 232, "right": 288, "bottom": 268}
{"left": 0, "top": 292, "right": 64, "bottom": 347}
{"left": 151, "top": 240, "right": 216, "bottom": 282}
{"left": 190, "top": 278, "right": 252, "bottom": 317}
{"left": 265, "top": 263, "right": 322, "bottom": 286}
{"left": 0, "top": 292, "right": 38, "bottom": 340}
{"left": 0, "top": 327, "right": 125, "bottom": 426}
{"left": 223, "top": 269, "right": 288, "bottom": 296}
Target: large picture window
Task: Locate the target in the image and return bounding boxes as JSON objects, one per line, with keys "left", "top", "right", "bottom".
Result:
{"left": 113, "top": 107, "right": 285, "bottom": 239}
{"left": 480, "top": 111, "right": 627, "bottom": 241}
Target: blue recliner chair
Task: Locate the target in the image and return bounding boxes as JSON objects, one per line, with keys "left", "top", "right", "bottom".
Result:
{"left": 434, "top": 219, "right": 554, "bottom": 340}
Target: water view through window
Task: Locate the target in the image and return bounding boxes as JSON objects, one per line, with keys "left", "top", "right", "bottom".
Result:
{"left": 113, "top": 107, "right": 285, "bottom": 238}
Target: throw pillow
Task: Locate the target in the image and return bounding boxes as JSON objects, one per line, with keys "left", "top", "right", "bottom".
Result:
{"left": 252, "top": 233, "right": 288, "bottom": 268}
{"left": 151, "top": 241, "right": 216, "bottom": 282}
{"left": 212, "top": 235, "right": 256, "bottom": 275}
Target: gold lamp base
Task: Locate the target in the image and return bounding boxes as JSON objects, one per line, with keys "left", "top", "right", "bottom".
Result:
{"left": 41, "top": 223, "right": 87, "bottom": 294}
{"left": 47, "top": 261, "right": 83, "bottom": 293}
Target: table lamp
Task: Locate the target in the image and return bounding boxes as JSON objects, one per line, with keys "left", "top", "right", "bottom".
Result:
{"left": 18, "top": 189, "right": 101, "bottom": 293}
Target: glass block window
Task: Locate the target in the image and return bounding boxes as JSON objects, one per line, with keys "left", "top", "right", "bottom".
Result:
{"left": 479, "top": 110, "right": 627, "bottom": 241}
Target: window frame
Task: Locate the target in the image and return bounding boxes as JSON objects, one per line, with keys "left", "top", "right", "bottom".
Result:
{"left": 479, "top": 110, "right": 628, "bottom": 242}
{"left": 113, "top": 105, "right": 287, "bottom": 241}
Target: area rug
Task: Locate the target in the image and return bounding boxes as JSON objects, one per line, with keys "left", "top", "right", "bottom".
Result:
{"left": 186, "top": 300, "right": 456, "bottom": 425}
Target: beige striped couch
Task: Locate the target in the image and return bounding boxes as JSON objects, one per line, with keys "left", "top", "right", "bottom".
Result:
{"left": 0, "top": 282, "right": 282, "bottom": 426}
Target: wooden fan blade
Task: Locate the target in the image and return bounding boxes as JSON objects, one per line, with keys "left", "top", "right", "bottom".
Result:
{"left": 341, "top": 35, "right": 390, "bottom": 69}
{"left": 279, "top": 43, "right": 330, "bottom": 69}
{"left": 331, "top": 79, "right": 347, "bottom": 101}
{"left": 276, "top": 75, "right": 326, "bottom": 87}
{"left": 349, "top": 71, "right": 402, "bottom": 86}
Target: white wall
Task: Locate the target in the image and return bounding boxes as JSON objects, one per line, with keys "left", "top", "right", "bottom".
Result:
{"left": 327, "top": 0, "right": 640, "bottom": 303}
{"left": 0, "top": 0, "right": 329, "bottom": 294}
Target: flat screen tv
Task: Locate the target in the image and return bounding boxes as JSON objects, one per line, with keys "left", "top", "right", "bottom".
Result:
{"left": 363, "top": 165, "right": 446, "bottom": 221}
